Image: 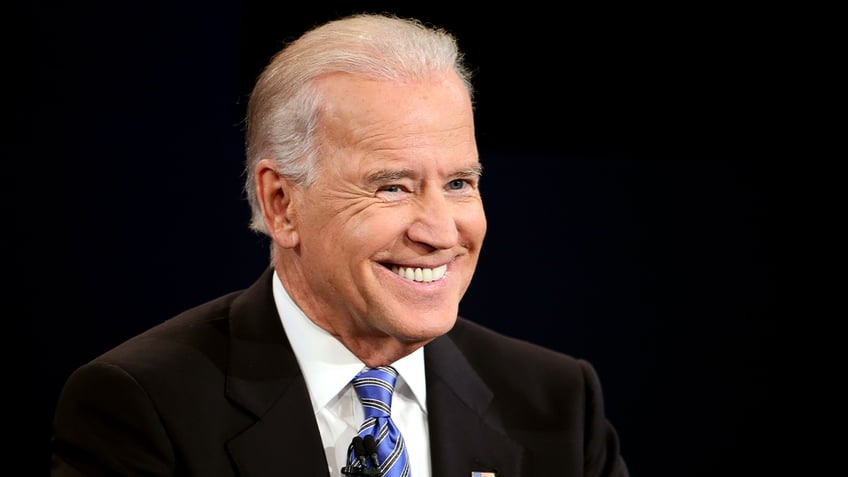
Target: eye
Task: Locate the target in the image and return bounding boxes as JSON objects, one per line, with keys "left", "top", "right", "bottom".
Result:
{"left": 380, "top": 185, "right": 405, "bottom": 193}
{"left": 375, "top": 184, "right": 411, "bottom": 201}
{"left": 447, "top": 179, "right": 470, "bottom": 191}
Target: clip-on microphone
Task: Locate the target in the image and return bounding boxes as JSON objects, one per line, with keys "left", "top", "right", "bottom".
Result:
{"left": 340, "top": 436, "right": 381, "bottom": 476}
{"left": 363, "top": 435, "right": 380, "bottom": 469}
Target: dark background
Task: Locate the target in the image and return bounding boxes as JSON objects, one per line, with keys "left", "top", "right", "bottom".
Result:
{"left": 18, "top": 1, "right": 789, "bottom": 475}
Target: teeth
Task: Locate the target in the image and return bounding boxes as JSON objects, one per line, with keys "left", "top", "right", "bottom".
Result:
{"left": 390, "top": 264, "right": 447, "bottom": 282}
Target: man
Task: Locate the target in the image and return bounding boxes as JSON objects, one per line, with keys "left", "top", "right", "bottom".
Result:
{"left": 51, "top": 13, "right": 628, "bottom": 476}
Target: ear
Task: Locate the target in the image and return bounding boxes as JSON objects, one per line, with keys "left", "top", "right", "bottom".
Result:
{"left": 255, "top": 158, "right": 300, "bottom": 249}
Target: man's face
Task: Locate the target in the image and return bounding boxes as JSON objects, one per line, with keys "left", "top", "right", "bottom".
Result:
{"left": 287, "top": 71, "right": 486, "bottom": 346}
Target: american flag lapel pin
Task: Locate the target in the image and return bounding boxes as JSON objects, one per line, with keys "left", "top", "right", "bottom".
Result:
{"left": 471, "top": 473, "right": 496, "bottom": 477}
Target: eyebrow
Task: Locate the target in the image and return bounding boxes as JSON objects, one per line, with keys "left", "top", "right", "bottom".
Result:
{"left": 455, "top": 163, "right": 484, "bottom": 179}
{"left": 365, "top": 168, "right": 416, "bottom": 186}
{"left": 364, "top": 163, "right": 483, "bottom": 187}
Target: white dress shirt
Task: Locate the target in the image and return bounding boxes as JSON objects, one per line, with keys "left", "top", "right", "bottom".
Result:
{"left": 272, "top": 271, "right": 432, "bottom": 477}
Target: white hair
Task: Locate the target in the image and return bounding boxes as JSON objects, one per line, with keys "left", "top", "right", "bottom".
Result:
{"left": 244, "top": 13, "right": 474, "bottom": 234}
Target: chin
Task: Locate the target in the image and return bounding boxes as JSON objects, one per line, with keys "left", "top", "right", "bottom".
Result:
{"left": 396, "top": 311, "right": 458, "bottom": 341}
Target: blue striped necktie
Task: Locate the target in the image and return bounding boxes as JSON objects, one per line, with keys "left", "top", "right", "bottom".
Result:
{"left": 350, "top": 366, "right": 411, "bottom": 477}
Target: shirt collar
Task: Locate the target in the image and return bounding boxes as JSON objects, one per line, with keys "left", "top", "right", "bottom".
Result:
{"left": 272, "top": 271, "right": 427, "bottom": 413}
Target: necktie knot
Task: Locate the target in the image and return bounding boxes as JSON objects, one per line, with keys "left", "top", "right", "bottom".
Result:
{"left": 352, "top": 366, "right": 398, "bottom": 419}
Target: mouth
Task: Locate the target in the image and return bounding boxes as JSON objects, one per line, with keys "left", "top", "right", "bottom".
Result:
{"left": 384, "top": 263, "right": 448, "bottom": 283}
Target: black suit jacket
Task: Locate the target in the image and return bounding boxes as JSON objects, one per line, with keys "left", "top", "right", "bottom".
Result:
{"left": 51, "top": 267, "right": 628, "bottom": 476}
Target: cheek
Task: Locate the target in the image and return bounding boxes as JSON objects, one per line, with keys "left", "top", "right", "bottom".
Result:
{"left": 348, "top": 207, "right": 411, "bottom": 243}
{"left": 459, "top": 205, "right": 488, "bottom": 245}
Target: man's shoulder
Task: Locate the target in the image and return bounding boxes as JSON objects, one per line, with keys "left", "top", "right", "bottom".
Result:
{"left": 447, "top": 317, "right": 583, "bottom": 372}
{"left": 90, "top": 289, "right": 247, "bottom": 369}
{"left": 435, "top": 317, "right": 591, "bottom": 403}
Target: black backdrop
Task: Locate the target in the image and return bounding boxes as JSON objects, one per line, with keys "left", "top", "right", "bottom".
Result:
{"left": 19, "top": 2, "right": 785, "bottom": 475}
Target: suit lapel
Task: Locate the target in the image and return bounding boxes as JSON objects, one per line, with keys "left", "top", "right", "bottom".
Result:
{"left": 224, "top": 267, "right": 330, "bottom": 477}
{"left": 425, "top": 334, "right": 525, "bottom": 476}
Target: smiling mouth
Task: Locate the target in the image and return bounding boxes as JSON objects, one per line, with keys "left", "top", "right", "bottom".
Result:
{"left": 387, "top": 264, "right": 448, "bottom": 282}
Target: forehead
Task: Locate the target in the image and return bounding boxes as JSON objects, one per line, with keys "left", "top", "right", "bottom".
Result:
{"left": 314, "top": 72, "right": 477, "bottom": 173}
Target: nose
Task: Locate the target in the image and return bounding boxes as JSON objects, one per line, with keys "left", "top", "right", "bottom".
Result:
{"left": 407, "top": 190, "right": 459, "bottom": 249}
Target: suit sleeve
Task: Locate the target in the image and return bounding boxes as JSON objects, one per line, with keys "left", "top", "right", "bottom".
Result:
{"left": 51, "top": 361, "right": 175, "bottom": 476}
{"left": 580, "top": 359, "right": 630, "bottom": 477}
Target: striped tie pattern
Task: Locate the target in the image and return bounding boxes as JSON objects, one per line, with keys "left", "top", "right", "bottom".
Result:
{"left": 350, "top": 366, "right": 411, "bottom": 477}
